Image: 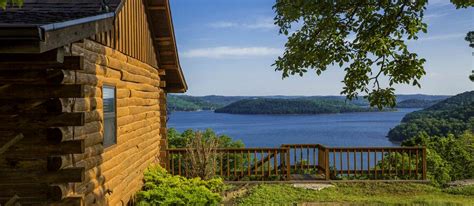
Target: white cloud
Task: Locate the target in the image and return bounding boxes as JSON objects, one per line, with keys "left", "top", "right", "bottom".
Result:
{"left": 182, "top": 46, "right": 282, "bottom": 58}
{"left": 208, "top": 18, "right": 276, "bottom": 30}
{"left": 418, "top": 33, "right": 466, "bottom": 41}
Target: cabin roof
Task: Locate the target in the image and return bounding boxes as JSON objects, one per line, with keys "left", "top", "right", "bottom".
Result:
{"left": 0, "top": 0, "right": 122, "bottom": 25}
{"left": 0, "top": 0, "right": 187, "bottom": 93}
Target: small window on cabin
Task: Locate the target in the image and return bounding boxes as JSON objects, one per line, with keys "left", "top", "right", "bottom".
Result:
{"left": 103, "top": 85, "right": 116, "bottom": 148}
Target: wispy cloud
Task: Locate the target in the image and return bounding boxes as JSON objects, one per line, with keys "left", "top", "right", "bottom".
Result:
{"left": 182, "top": 46, "right": 282, "bottom": 58}
{"left": 424, "top": 12, "right": 450, "bottom": 20}
{"left": 428, "top": 0, "right": 451, "bottom": 7}
{"left": 208, "top": 18, "right": 276, "bottom": 30}
{"left": 208, "top": 22, "right": 238, "bottom": 28}
{"left": 418, "top": 33, "right": 466, "bottom": 41}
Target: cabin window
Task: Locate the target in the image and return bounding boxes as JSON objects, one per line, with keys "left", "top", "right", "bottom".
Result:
{"left": 103, "top": 85, "right": 117, "bottom": 148}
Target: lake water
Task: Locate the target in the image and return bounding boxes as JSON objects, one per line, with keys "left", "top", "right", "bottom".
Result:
{"left": 168, "top": 108, "right": 419, "bottom": 148}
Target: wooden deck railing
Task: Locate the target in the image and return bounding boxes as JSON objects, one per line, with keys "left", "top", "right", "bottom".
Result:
{"left": 166, "top": 148, "right": 291, "bottom": 181}
{"left": 166, "top": 144, "right": 426, "bottom": 181}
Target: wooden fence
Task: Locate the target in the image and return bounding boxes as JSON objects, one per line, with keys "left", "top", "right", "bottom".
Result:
{"left": 166, "top": 144, "right": 426, "bottom": 181}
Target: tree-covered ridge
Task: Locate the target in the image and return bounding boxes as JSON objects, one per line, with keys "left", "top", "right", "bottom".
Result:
{"left": 396, "top": 99, "right": 440, "bottom": 108}
{"left": 168, "top": 94, "right": 448, "bottom": 112}
{"left": 167, "top": 95, "right": 223, "bottom": 111}
{"left": 214, "top": 98, "right": 386, "bottom": 115}
{"left": 388, "top": 91, "right": 474, "bottom": 142}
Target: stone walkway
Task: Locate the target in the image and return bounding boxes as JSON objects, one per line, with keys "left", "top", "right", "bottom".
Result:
{"left": 447, "top": 179, "right": 474, "bottom": 187}
{"left": 292, "top": 183, "right": 334, "bottom": 191}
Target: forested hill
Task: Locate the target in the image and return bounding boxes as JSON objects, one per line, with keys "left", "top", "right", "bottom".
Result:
{"left": 167, "top": 94, "right": 448, "bottom": 111}
{"left": 167, "top": 95, "right": 223, "bottom": 111}
{"left": 214, "top": 98, "right": 385, "bottom": 114}
{"left": 395, "top": 99, "right": 440, "bottom": 108}
{"left": 388, "top": 91, "right": 474, "bottom": 142}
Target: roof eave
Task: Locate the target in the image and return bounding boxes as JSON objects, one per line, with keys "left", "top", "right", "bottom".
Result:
{"left": 0, "top": 12, "right": 115, "bottom": 53}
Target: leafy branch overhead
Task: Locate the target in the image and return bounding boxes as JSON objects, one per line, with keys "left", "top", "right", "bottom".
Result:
{"left": 0, "top": 0, "right": 23, "bottom": 9}
{"left": 467, "top": 31, "right": 474, "bottom": 82}
{"left": 273, "top": 0, "right": 473, "bottom": 109}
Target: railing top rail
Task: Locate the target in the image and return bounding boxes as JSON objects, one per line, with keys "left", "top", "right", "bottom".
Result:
{"left": 327, "top": 146, "right": 424, "bottom": 150}
{"left": 281, "top": 144, "right": 324, "bottom": 147}
{"left": 280, "top": 144, "right": 424, "bottom": 150}
{"left": 166, "top": 147, "right": 290, "bottom": 152}
{"left": 167, "top": 146, "right": 425, "bottom": 152}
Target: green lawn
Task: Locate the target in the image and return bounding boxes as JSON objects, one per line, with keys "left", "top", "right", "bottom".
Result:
{"left": 235, "top": 183, "right": 474, "bottom": 205}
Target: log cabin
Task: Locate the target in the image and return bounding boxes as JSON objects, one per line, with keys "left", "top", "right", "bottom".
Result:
{"left": 0, "top": 0, "right": 187, "bottom": 205}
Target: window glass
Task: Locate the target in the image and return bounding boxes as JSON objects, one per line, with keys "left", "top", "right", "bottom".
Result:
{"left": 103, "top": 85, "right": 116, "bottom": 148}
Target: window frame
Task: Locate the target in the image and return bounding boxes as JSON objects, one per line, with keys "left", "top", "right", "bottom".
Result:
{"left": 102, "top": 84, "right": 117, "bottom": 149}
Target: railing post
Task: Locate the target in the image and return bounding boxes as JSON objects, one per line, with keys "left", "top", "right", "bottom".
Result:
{"left": 325, "top": 148, "right": 330, "bottom": 180}
{"left": 422, "top": 147, "right": 427, "bottom": 180}
{"left": 285, "top": 147, "right": 291, "bottom": 180}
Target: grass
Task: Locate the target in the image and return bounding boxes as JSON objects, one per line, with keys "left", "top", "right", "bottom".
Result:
{"left": 235, "top": 183, "right": 474, "bottom": 205}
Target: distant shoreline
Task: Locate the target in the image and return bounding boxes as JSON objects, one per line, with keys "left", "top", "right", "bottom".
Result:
{"left": 170, "top": 108, "right": 407, "bottom": 115}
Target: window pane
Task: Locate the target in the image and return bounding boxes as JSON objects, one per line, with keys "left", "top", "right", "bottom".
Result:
{"left": 103, "top": 86, "right": 115, "bottom": 113}
{"left": 103, "top": 86, "right": 116, "bottom": 148}
{"left": 103, "top": 116, "right": 116, "bottom": 147}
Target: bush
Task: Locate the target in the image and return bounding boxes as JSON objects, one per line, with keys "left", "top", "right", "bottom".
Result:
{"left": 136, "top": 165, "right": 224, "bottom": 206}
{"left": 402, "top": 131, "right": 474, "bottom": 186}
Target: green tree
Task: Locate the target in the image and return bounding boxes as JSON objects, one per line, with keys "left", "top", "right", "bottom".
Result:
{"left": 402, "top": 132, "right": 474, "bottom": 186}
{"left": 273, "top": 0, "right": 473, "bottom": 109}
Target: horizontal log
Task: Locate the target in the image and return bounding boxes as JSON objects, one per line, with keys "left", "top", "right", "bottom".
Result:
{"left": 0, "top": 183, "right": 52, "bottom": 201}
{"left": 0, "top": 184, "right": 69, "bottom": 202}
{"left": 48, "top": 154, "right": 102, "bottom": 171}
{"left": 50, "top": 196, "right": 83, "bottom": 206}
{"left": 0, "top": 129, "right": 63, "bottom": 145}
{"left": 0, "top": 167, "right": 84, "bottom": 184}
{"left": 0, "top": 48, "right": 63, "bottom": 64}
{"left": 0, "top": 69, "right": 66, "bottom": 84}
{"left": 0, "top": 98, "right": 63, "bottom": 113}
{"left": 0, "top": 98, "right": 102, "bottom": 114}
{"left": 0, "top": 157, "right": 47, "bottom": 171}
{"left": 0, "top": 56, "right": 83, "bottom": 70}
{"left": 5, "top": 139, "right": 85, "bottom": 159}
{"left": 0, "top": 113, "right": 85, "bottom": 129}
{"left": 0, "top": 84, "right": 84, "bottom": 99}
{"left": 65, "top": 71, "right": 99, "bottom": 85}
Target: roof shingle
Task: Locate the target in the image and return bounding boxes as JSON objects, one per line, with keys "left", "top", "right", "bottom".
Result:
{"left": 0, "top": 0, "right": 122, "bottom": 26}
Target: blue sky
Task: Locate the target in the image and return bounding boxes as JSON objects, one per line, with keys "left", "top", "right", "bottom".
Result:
{"left": 170, "top": 0, "right": 473, "bottom": 96}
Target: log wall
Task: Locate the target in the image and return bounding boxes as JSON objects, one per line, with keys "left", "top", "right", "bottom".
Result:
{"left": 0, "top": 39, "right": 167, "bottom": 205}
{"left": 0, "top": 49, "right": 87, "bottom": 205}
{"left": 69, "top": 39, "right": 166, "bottom": 205}
{"left": 91, "top": 0, "right": 159, "bottom": 69}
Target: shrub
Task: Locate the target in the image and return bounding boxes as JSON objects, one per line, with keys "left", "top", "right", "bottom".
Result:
{"left": 402, "top": 131, "right": 474, "bottom": 186}
{"left": 167, "top": 128, "right": 246, "bottom": 180}
{"left": 136, "top": 165, "right": 224, "bottom": 206}
{"left": 185, "top": 131, "right": 219, "bottom": 180}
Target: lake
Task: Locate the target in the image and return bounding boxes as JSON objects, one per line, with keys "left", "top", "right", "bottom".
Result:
{"left": 168, "top": 108, "right": 419, "bottom": 147}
